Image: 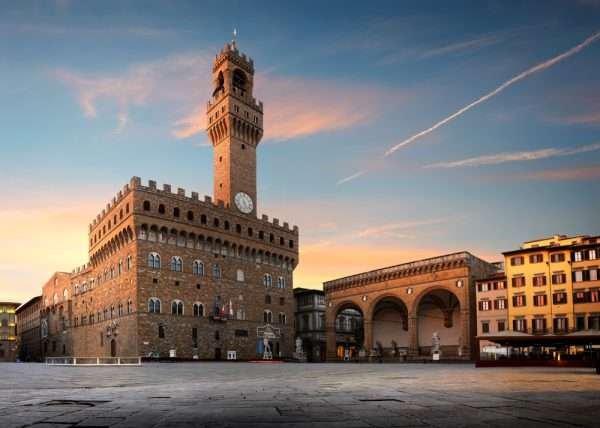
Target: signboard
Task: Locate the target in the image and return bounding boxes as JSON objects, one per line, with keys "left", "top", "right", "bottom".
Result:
{"left": 169, "top": 349, "right": 177, "bottom": 358}
{"left": 227, "top": 351, "right": 237, "bottom": 360}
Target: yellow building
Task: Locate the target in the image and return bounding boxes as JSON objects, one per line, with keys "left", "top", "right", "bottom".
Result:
{"left": 503, "top": 234, "right": 600, "bottom": 335}
{"left": 0, "top": 302, "right": 20, "bottom": 362}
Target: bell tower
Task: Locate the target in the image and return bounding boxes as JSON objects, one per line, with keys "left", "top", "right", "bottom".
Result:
{"left": 206, "top": 39, "right": 263, "bottom": 215}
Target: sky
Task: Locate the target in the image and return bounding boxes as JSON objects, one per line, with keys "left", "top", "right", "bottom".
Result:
{"left": 1, "top": 0, "right": 600, "bottom": 303}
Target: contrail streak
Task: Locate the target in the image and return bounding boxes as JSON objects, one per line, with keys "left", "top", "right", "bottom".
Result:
{"left": 336, "top": 170, "right": 367, "bottom": 185}
{"left": 384, "top": 31, "right": 600, "bottom": 157}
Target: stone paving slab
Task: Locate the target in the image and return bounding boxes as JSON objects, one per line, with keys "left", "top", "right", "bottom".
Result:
{"left": 0, "top": 363, "right": 599, "bottom": 428}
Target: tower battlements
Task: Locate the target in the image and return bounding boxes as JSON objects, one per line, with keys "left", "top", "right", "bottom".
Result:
{"left": 89, "top": 177, "right": 298, "bottom": 235}
{"left": 213, "top": 43, "right": 254, "bottom": 74}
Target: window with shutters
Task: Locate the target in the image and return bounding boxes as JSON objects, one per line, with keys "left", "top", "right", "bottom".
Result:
{"left": 510, "top": 256, "right": 524, "bottom": 266}
{"left": 574, "top": 291, "right": 587, "bottom": 304}
{"left": 533, "top": 294, "right": 547, "bottom": 306}
{"left": 532, "top": 275, "right": 547, "bottom": 287}
{"left": 529, "top": 254, "right": 543, "bottom": 263}
{"left": 552, "top": 273, "right": 566, "bottom": 285}
{"left": 512, "top": 276, "right": 525, "bottom": 287}
{"left": 550, "top": 253, "right": 565, "bottom": 263}
{"left": 590, "top": 289, "right": 599, "bottom": 302}
{"left": 497, "top": 320, "right": 506, "bottom": 332}
{"left": 533, "top": 318, "right": 546, "bottom": 333}
{"left": 513, "top": 295, "right": 526, "bottom": 307}
{"left": 573, "top": 270, "right": 583, "bottom": 282}
{"left": 553, "top": 317, "right": 568, "bottom": 332}
{"left": 573, "top": 252, "right": 582, "bottom": 262}
{"left": 553, "top": 292, "right": 567, "bottom": 305}
{"left": 513, "top": 318, "right": 527, "bottom": 332}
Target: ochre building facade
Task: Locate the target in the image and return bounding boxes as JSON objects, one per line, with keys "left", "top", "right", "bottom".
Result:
{"left": 40, "top": 41, "right": 299, "bottom": 360}
{"left": 324, "top": 252, "right": 497, "bottom": 361}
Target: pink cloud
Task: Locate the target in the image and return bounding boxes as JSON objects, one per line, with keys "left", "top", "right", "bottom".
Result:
{"left": 516, "top": 165, "right": 600, "bottom": 181}
{"left": 53, "top": 53, "right": 395, "bottom": 142}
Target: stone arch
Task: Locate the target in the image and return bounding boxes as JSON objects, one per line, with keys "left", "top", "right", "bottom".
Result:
{"left": 414, "top": 287, "right": 462, "bottom": 357}
{"left": 368, "top": 295, "right": 410, "bottom": 355}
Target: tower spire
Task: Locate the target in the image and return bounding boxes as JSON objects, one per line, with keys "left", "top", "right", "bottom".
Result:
{"left": 232, "top": 28, "right": 237, "bottom": 49}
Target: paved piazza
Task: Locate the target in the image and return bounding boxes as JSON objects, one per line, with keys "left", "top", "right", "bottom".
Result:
{"left": 0, "top": 363, "right": 599, "bottom": 428}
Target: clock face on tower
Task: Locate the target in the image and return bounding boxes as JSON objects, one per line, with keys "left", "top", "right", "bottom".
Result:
{"left": 234, "top": 192, "right": 254, "bottom": 214}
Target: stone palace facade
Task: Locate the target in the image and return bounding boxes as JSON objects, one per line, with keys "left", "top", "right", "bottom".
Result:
{"left": 40, "top": 41, "right": 299, "bottom": 360}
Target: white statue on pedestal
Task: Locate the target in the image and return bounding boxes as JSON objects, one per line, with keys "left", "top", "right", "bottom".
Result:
{"left": 432, "top": 332, "right": 441, "bottom": 360}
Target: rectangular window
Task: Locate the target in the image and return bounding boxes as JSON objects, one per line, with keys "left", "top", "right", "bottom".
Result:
{"left": 589, "top": 249, "right": 597, "bottom": 260}
{"left": 511, "top": 276, "right": 525, "bottom": 287}
{"left": 479, "top": 300, "right": 491, "bottom": 311}
{"left": 573, "top": 271, "right": 583, "bottom": 282}
{"left": 513, "top": 295, "right": 526, "bottom": 307}
{"left": 550, "top": 253, "right": 565, "bottom": 263}
{"left": 574, "top": 252, "right": 582, "bottom": 262}
{"left": 589, "top": 315, "right": 600, "bottom": 330}
{"left": 574, "top": 291, "right": 588, "bottom": 304}
{"left": 497, "top": 281, "right": 506, "bottom": 289}
{"left": 495, "top": 299, "right": 507, "bottom": 310}
{"left": 529, "top": 254, "right": 543, "bottom": 263}
{"left": 497, "top": 320, "right": 506, "bottom": 332}
{"left": 533, "top": 295, "right": 547, "bottom": 306}
{"left": 511, "top": 256, "right": 524, "bottom": 266}
{"left": 533, "top": 318, "right": 546, "bottom": 333}
{"left": 576, "top": 316, "right": 586, "bottom": 331}
{"left": 552, "top": 273, "right": 567, "bottom": 285}
{"left": 553, "top": 317, "right": 568, "bottom": 332}
{"left": 532, "top": 275, "right": 547, "bottom": 287}
{"left": 481, "top": 322, "right": 490, "bottom": 334}
{"left": 553, "top": 292, "right": 567, "bottom": 305}
{"left": 513, "top": 319, "right": 527, "bottom": 332}
{"left": 590, "top": 289, "right": 599, "bottom": 302}
{"left": 590, "top": 269, "right": 598, "bottom": 281}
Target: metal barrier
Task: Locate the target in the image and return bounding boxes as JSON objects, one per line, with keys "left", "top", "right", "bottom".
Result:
{"left": 46, "top": 357, "right": 142, "bottom": 366}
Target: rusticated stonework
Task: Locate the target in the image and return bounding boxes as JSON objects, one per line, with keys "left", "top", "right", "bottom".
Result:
{"left": 40, "top": 42, "right": 299, "bottom": 361}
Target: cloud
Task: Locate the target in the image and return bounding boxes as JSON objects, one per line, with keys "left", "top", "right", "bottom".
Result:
{"left": 356, "top": 218, "right": 449, "bottom": 239}
{"left": 336, "top": 170, "right": 368, "bottom": 185}
{"left": 55, "top": 53, "right": 394, "bottom": 142}
{"left": 384, "top": 31, "right": 600, "bottom": 156}
{"left": 53, "top": 53, "right": 211, "bottom": 133}
{"left": 175, "top": 73, "right": 393, "bottom": 142}
{"left": 514, "top": 165, "right": 600, "bottom": 181}
{"left": 424, "top": 142, "right": 600, "bottom": 169}
{"left": 418, "top": 34, "right": 505, "bottom": 60}
{"left": 560, "top": 111, "right": 600, "bottom": 125}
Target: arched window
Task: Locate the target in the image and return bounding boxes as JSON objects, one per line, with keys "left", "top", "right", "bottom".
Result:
{"left": 118, "top": 303, "right": 123, "bottom": 316}
{"left": 148, "top": 252, "right": 161, "bottom": 269}
{"left": 173, "top": 207, "right": 180, "bottom": 217}
{"left": 110, "top": 305, "right": 115, "bottom": 319}
{"left": 110, "top": 266, "right": 115, "bottom": 279}
{"left": 236, "top": 269, "right": 245, "bottom": 282}
{"left": 74, "top": 285, "right": 80, "bottom": 295}
{"left": 127, "top": 299, "right": 133, "bottom": 314}
{"left": 263, "top": 310, "right": 273, "bottom": 324}
{"left": 277, "top": 277, "right": 285, "bottom": 289}
{"left": 265, "top": 295, "right": 272, "bottom": 304}
{"left": 187, "top": 211, "right": 194, "bottom": 221}
{"left": 213, "top": 264, "right": 221, "bottom": 279}
{"left": 171, "top": 300, "right": 184, "bottom": 316}
{"left": 201, "top": 214, "right": 207, "bottom": 225}
{"left": 263, "top": 274, "right": 272, "bottom": 288}
{"left": 148, "top": 298, "right": 161, "bottom": 313}
{"left": 193, "top": 303, "right": 204, "bottom": 317}
{"left": 170, "top": 256, "right": 183, "bottom": 272}
{"left": 126, "top": 255, "right": 132, "bottom": 270}
{"left": 279, "top": 313, "right": 287, "bottom": 324}
{"left": 213, "top": 218, "right": 220, "bottom": 228}
{"left": 158, "top": 325, "right": 165, "bottom": 338}
{"left": 143, "top": 200, "right": 151, "bottom": 211}
{"left": 158, "top": 204, "right": 165, "bottom": 214}
{"left": 192, "top": 260, "right": 204, "bottom": 276}
{"left": 118, "top": 260, "right": 123, "bottom": 275}
{"left": 63, "top": 289, "right": 69, "bottom": 302}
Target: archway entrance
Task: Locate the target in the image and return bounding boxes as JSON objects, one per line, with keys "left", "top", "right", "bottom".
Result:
{"left": 372, "top": 297, "right": 409, "bottom": 358}
{"left": 417, "top": 289, "right": 461, "bottom": 357}
{"left": 110, "top": 339, "right": 117, "bottom": 357}
{"left": 334, "top": 305, "right": 364, "bottom": 361}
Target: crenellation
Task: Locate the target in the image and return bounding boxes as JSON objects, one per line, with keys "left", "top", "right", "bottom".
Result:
{"left": 163, "top": 184, "right": 171, "bottom": 193}
{"left": 148, "top": 180, "right": 157, "bottom": 189}
{"left": 204, "top": 196, "right": 212, "bottom": 203}
{"left": 273, "top": 218, "right": 279, "bottom": 226}
{"left": 262, "top": 215, "right": 268, "bottom": 221}
{"left": 191, "top": 191, "right": 199, "bottom": 200}
{"left": 177, "top": 187, "right": 185, "bottom": 197}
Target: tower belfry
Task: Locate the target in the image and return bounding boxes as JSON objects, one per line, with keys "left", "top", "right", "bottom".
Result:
{"left": 206, "top": 40, "right": 263, "bottom": 216}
